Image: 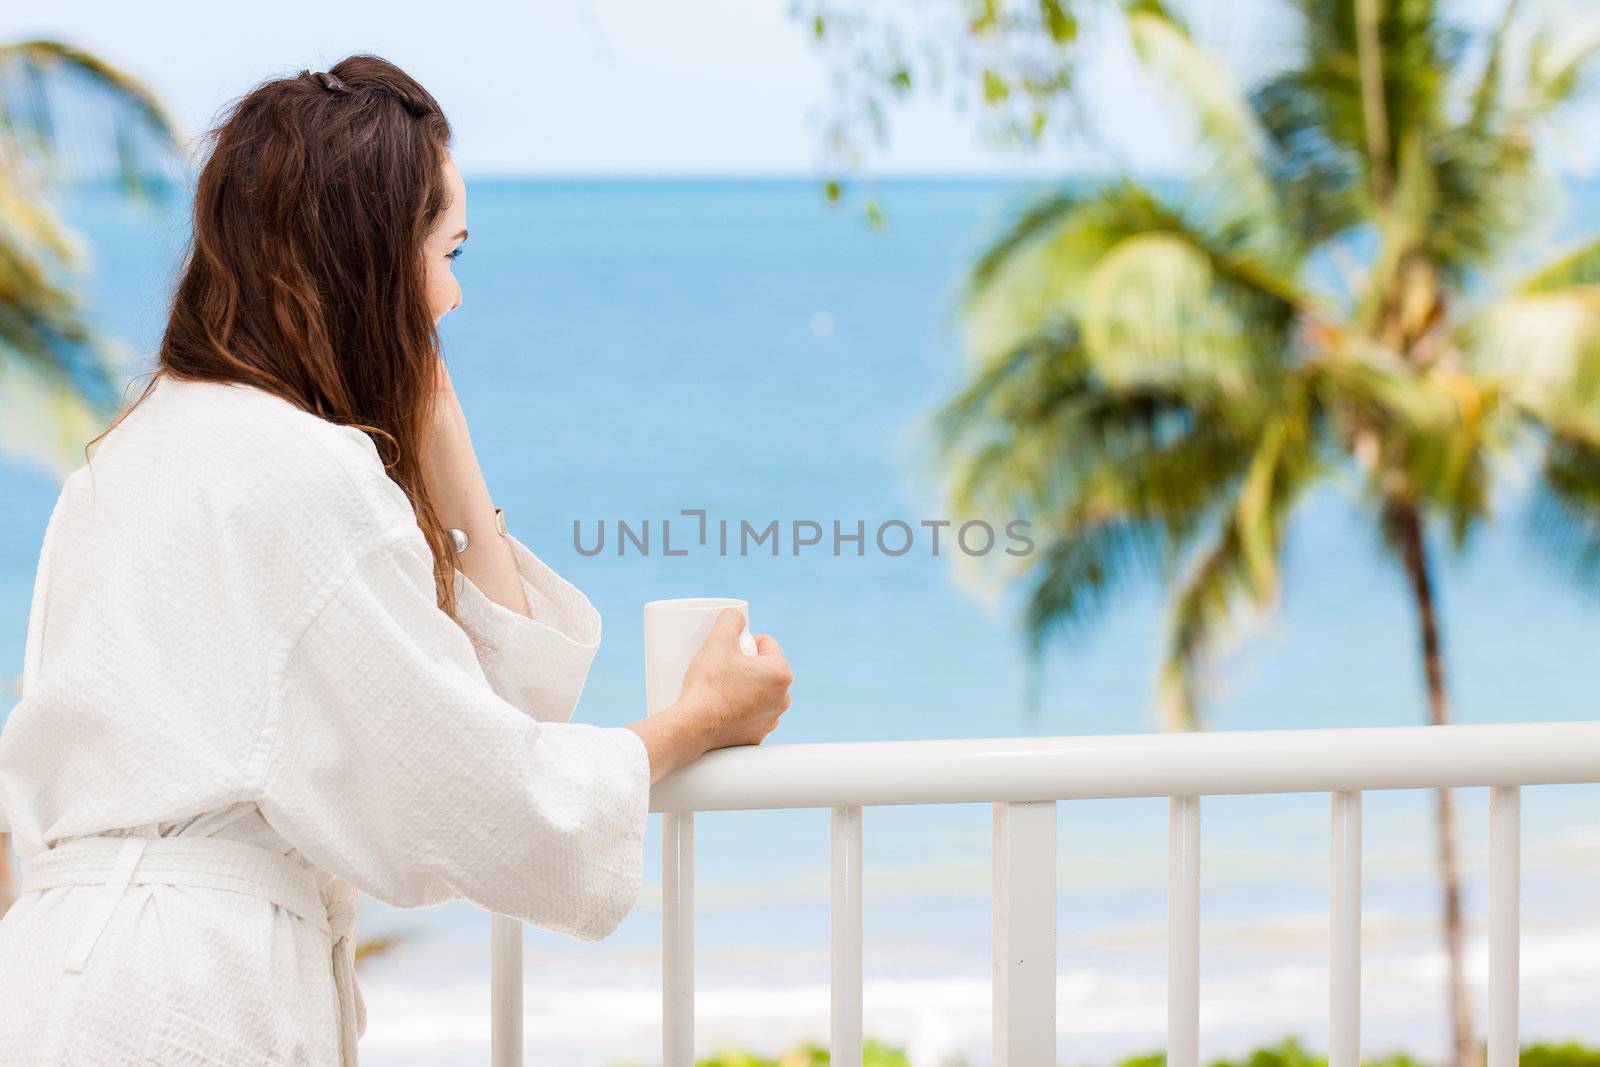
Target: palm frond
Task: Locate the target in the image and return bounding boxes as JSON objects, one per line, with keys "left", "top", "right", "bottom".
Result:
{"left": 928, "top": 323, "right": 1091, "bottom": 520}
{"left": 0, "top": 177, "right": 125, "bottom": 416}
{"left": 931, "top": 318, "right": 1273, "bottom": 672}
{"left": 962, "top": 181, "right": 1179, "bottom": 363}
{"left": 946, "top": 166, "right": 1326, "bottom": 683}
{"left": 1322, "top": 341, "right": 1500, "bottom": 545}
{"left": 0, "top": 169, "right": 75, "bottom": 262}
{"left": 1424, "top": 127, "right": 1542, "bottom": 275}
{"left": 1422, "top": 1, "right": 1593, "bottom": 277}
{"left": 931, "top": 320, "right": 1258, "bottom": 525}
{"left": 1526, "top": 432, "right": 1600, "bottom": 589}
{"left": 1124, "top": 5, "right": 1293, "bottom": 265}
{"left": 1512, "top": 233, "right": 1600, "bottom": 293}
{"left": 0, "top": 169, "right": 126, "bottom": 472}
{"left": 968, "top": 188, "right": 1079, "bottom": 296}
{"left": 1021, "top": 516, "right": 1168, "bottom": 660}
{"left": 1078, "top": 228, "right": 1300, "bottom": 398}
{"left": 1250, "top": 70, "right": 1365, "bottom": 247}
{"left": 0, "top": 40, "right": 181, "bottom": 193}
{"left": 1425, "top": 5, "right": 1600, "bottom": 279}
{"left": 1157, "top": 389, "right": 1320, "bottom": 730}
{"left": 1466, "top": 287, "right": 1600, "bottom": 437}
{"left": 1466, "top": 0, "right": 1524, "bottom": 136}
{"left": 1511, "top": 237, "right": 1600, "bottom": 589}
{"left": 1525, "top": 14, "right": 1600, "bottom": 114}
{"left": 0, "top": 347, "right": 119, "bottom": 472}
{"left": 1270, "top": 0, "right": 1459, "bottom": 215}
{"left": 963, "top": 179, "right": 1314, "bottom": 378}
{"left": 0, "top": 40, "right": 181, "bottom": 475}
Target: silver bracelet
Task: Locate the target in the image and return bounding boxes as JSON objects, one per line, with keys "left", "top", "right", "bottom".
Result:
{"left": 447, "top": 507, "right": 506, "bottom": 554}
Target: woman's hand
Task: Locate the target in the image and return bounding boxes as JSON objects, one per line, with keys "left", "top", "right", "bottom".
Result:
{"left": 425, "top": 357, "right": 471, "bottom": 454}
{"left": 626, "top": 609, "right": 794, "bottom": 783}
{"left": 418, "top": 358, "right": 531, "bottom": 618}
{"left": 420, "top": 357, "right": 471, "bottom": 495}
{"left": 679, "top": 609, "right": 793, "bottom": 750}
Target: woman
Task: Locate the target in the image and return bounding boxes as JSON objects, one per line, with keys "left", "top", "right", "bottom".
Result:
{"left": 0, "top": 54, "right": 793, "bottom": 1065}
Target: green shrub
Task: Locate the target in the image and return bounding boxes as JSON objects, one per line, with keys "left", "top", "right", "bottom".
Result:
{"left": 1521, "top": 1044, "right": 1600, "bottom": 1067}
{"left": 608, "top": 1035, "right": 1600, "bottom": 1067}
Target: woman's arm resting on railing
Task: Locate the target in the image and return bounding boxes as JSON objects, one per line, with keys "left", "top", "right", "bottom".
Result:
{"left": 260, "top": 528, "right": 650, "bottom": 940}
{"left": 627, "top": 703, "right": 705, "bottom": 785}
{"left": 628, "top": 610, "right": 795, "bottom": 784}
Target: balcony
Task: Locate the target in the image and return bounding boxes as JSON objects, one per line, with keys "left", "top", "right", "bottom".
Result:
{"left": 485, "top": 720, "right": 1600, "bottom": 1067}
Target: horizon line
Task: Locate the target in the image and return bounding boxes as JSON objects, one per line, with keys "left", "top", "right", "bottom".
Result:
{"left": 453, "top": 167, "right": 1600, "bottom": 184}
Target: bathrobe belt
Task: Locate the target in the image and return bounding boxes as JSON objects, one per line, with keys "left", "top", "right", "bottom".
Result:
{"left": 20, "top": 834, "right": 367, "bottom": 1066}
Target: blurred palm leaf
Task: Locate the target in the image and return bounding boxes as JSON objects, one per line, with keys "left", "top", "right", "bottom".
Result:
{"left": 353, "top": 932, "right": 406, "bottom": 967}
{"left": 0, "top": 40, "right": 180, "bottom": 474}
{"left": 1124, "top": 4, "right": 1293, "bottom": 264}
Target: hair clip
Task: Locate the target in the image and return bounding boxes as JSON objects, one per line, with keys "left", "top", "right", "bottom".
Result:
{"left": 310, "top": 71, "right": 350, "bottom": 94}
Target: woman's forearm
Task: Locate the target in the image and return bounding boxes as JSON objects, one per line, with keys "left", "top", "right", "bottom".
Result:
{"left": 627, "top": 702, "right": 704, "bottom": 784}
{"left": 419, "top": 367, "right": 532, "bottom": 618}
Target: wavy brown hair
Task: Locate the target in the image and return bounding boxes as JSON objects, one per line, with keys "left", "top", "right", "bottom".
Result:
{"left": 89, "top": 54, "right": 463, "bottom": 619}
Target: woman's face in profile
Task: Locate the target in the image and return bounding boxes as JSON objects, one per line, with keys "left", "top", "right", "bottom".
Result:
{"left": 424, "top": 153, "right": 468, "bottom": 325}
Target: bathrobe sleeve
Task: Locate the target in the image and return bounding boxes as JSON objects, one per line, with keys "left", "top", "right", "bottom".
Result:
{"left": 258, "top": 526, "right": 651, "bottom": 940}
{"left": 450, "top": 533, "right": 601, "bottom": 724}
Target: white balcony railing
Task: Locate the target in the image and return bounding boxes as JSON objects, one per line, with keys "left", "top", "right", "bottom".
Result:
{"left": 487, "top": 720, "right": 1600, "bottom": 1067}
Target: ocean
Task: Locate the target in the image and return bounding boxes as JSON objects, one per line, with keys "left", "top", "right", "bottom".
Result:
{"left": 2, "top": 178, "right": 1598, "bottom": 1066}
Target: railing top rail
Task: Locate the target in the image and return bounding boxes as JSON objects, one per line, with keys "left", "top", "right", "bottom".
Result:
{"left": 647, "top": 720, "right": 1600, "bottom": 812}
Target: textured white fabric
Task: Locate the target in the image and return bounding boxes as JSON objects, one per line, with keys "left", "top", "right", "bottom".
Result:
{"left": 0, "top": 374, "right": 652, "bottom": 1064}
{"left": 15, "top": 834, "right": 363, "bottom": 1064}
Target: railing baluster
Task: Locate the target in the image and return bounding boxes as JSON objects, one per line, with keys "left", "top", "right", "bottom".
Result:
{"left": 991, "top": 799, "right": 1057, "bottom": 1067}
{"left": 831, "top": 806, "right": 864, "bottom": 1067}
{"left": 663, "top": 810, "right": 695, "bottom": 1067}
{"left": 1488, "top": 785, "right": 1521, "bottom": 1067}
{"left": 1330, "top": 791, "right": 1362, "bottom": 1067}
{"left": 1168, "top": 796, "right": 1201, "bottom": 1067}
{"left": 489, "top": 913, "right": 523, "bottom": 1067}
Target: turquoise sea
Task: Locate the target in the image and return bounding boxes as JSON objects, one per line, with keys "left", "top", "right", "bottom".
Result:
{"left": 3, "top": 178, "right": 1598, "bottom": 1065}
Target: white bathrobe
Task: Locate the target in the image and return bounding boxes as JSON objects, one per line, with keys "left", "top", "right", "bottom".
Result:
{"left": 0, "top": 374, "right": 652, "bottom": 1065}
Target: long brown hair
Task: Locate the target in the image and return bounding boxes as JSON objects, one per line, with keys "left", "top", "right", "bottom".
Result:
{"left": 90, "top": 54, "right": 462, "bottom": 619}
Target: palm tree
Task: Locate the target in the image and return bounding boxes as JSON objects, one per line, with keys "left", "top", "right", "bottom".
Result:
{"left": 0, "top": 41, "right": 180, "bottom": 913}
{"left": 929, "top": 3, "right": 1600, "bottom": 1065}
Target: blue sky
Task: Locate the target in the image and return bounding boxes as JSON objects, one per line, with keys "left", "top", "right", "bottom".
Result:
{"left": 1, "top": 0, "right": 1593, "bottom": 178}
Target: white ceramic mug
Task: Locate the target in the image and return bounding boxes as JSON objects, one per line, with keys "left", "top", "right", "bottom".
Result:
{"left": 643, "top": 597, "right": 759, "bottom": 716}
